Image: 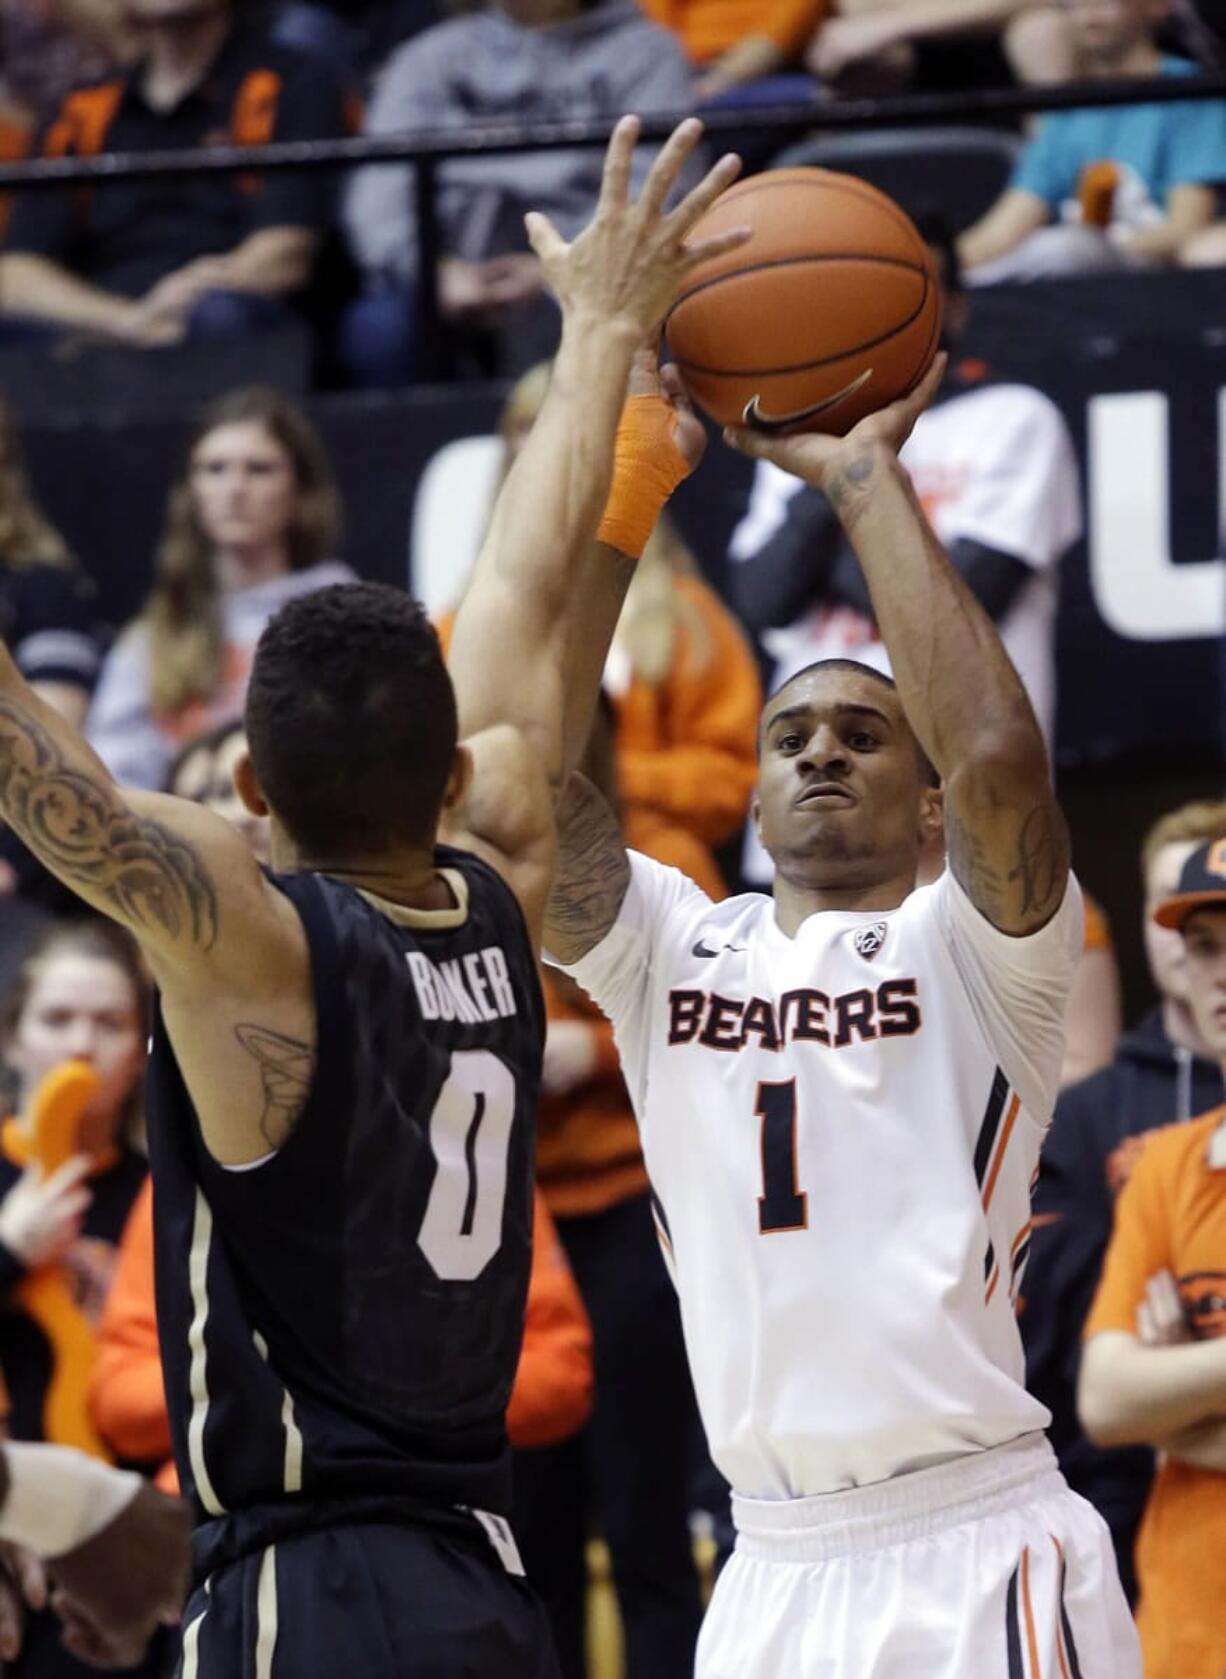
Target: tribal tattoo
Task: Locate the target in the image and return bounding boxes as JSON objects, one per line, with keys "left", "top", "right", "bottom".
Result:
{"left": 0, "top": 697, "right": 219, "bottom": 948}
{"left": 233, "top": 1023, "right": 315, "bottom": 1150}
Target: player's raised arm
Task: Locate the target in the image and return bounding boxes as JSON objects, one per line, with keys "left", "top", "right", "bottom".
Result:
{"left": 727, "top": 358, "right": 1070, "bottom": 937}
{"left": 444, "top": 117, "right": 746, "bottom": 927}
{"left": 0, "top": 643, "right": 310, "bottom": 1159}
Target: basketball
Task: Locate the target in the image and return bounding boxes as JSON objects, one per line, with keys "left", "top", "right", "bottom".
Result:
{"left": 664, "top": 167, "right": 942, "bottom": 436}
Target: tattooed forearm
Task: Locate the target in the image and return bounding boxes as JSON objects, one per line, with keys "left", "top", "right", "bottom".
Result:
{"left": 0, "top": 698, "right": 219, "bottom": 947}
{"left": 947, "top": 798, "right": 1070, "bottom": 933}
{"left": 234, "top": 1024, "right": 315, "bottom": 1150}
{"left": 945, "top": 810, "right": 1006, "bottom": 925}
{"left": 823, "top": 449, "right": 880, "bottom": 533}
{"left": 1007, "top": 803, "right": 1070, "bottom": 918}
{"left": 545, "top": 773, "right": 631, "bottom": 964}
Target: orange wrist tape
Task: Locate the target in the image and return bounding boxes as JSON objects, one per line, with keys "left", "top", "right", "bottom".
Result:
{"left": 596, "top": 393, "right": 691, "bottom": 559}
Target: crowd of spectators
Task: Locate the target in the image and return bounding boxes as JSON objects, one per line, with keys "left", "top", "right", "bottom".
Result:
{"left": 0, "top": 4, "right": 1223, "bottom": 1678}
{"left": 0, "top": 0, "right": 1222, "bottom": 380}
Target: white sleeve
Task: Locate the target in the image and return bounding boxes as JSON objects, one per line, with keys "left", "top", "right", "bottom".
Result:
{"left": 546, "top": 852, "right": 709, "bottom": 1100}
{"left": 918, "top": 389, "right": 1083, "bottom": 571}
{"left": 931, "top": 867, "right": 1084, "bottom": 1122}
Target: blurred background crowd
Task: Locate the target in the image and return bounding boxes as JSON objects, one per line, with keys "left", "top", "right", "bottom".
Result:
{"left": 0, "top": 0, "right": 1224, "bottom": 1675}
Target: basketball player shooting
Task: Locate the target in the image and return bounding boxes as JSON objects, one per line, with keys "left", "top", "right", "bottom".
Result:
{"left": 538, "top": 363, "right": 1143, "bottom": 1667}
{"left": 0, "top": 116, "right": 745, "bottom": 1677}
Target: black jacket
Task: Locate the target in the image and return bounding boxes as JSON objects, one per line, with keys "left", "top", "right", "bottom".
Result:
{"left": 1021, "top": 1008, "right": 1224, "bottom": 1600}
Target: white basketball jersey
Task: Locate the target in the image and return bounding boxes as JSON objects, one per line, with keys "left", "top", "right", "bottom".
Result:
{"left": 554, "top": 857, "right": 1083, "bottom": 1501}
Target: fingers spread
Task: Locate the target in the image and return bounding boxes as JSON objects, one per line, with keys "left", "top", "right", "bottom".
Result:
{"left": 682, "top": 224, "right": 752, "bottom": 271}
{"left": 597, "top": 114, "right": 641, "bottom": 214}
{"left": 636, "top": 117, "right": 705, "bottom": 219}
{"left": 523, "top": 212, "right": 565, "bottom": 266}
{"left": 667, "top": 150, "right": 742, "bottom": 239}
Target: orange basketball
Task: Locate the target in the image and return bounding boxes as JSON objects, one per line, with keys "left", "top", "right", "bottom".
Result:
{"left": 664, "top": 167, "right": 941, "bottom": 436}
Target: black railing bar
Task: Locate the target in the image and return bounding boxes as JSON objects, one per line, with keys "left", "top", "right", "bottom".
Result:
{"left": 0, "top": 72, "right": 1223, "bottom": 190}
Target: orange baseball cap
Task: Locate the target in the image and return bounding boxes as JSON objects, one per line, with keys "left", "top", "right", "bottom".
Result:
{"left": 1153, "top": 837, "right": 1226, "bottom": 930}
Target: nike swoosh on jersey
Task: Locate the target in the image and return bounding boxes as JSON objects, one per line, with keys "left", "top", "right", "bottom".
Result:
{"left": 692, "top": 939, "right": 747, "bottom": 958}
{"left": 742, "top": 368, "right": 874, "bottom": 435}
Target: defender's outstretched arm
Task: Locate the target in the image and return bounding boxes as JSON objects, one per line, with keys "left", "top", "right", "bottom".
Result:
{"left": 444, "top": 116, "right": 746, "bottom": 940}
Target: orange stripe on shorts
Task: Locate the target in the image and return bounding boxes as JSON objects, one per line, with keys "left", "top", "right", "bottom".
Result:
{"left": 1049, "top": 1536, "right": 1072, "bottom": 1679}
{"left": 1021, "top": 1544, "right": 1042, "bottom": 1679}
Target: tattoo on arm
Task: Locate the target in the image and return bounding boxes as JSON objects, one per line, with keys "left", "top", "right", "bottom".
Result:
{"left": 1007, "top": 804, "right": 1068, "bottom": 918}
{"left": 0, "top": 699, "right": 219, "bottom": 948}
{"left": 233, "top": 1024, "right": 315, "bottom": 1151}
{"left": 545, "top": 774, "right": 631, "bottom": 965}
{"left": 947, "top": 799, "right": 1070, "bottom": 932}
{"left": 824, "top": 450, "right": 879, "bottom": 531}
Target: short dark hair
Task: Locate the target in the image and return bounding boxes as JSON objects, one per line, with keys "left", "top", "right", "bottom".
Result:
{"left": 245, "top": 582, "right": 458, "bottom": 856}
{"left": 763, "top": 658, "right": 939, "bottom": 786}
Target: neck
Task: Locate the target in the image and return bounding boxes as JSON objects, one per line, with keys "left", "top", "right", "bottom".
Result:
{"left": 771, "top": 866, "right": 913, "bottom": 938}
{"left": 278, "top": 847, "right": 456, "bottom": 911}
{"left": 216, "top": 543, "right": 292, "bottom": 593}
{"left": 1086, "top": 37, "right": 1162, "bottom": 79}
{"left": 144, "top": 11, "right": 230, "bottom": 107}
{"left": 1162, "top": 994, "right": 1215, "bottom": 1058}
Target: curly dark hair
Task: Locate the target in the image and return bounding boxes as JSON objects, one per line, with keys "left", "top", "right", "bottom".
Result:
{"left": 245, "top": 582, "right": 459, "bottom": 857}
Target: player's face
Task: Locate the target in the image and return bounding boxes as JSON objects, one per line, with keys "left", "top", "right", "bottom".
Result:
{"left": 1143, "top": 840, "right": 1199, "bottom": 1003}
{"left": 8, "top": 955, "right": 145, "bottom": 1129}
{"left": 753, "top": 669, "right": 937, "bottom": 889}
{"left": 190, "top": 422, "right": 298, "bottom": 561}
{"left": 1182, "top": 908, "right": 1226, "bottom": 1061}
{"left": 1061, "top": 0, "right": 1164, "bottom": 59}
{"left": 172, "top": 729, "right": 271, "bottom": 863}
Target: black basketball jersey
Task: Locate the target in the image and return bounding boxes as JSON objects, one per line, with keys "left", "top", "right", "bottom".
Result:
{"left": 147, "top": 846, "right": 544, "bottom": 1526}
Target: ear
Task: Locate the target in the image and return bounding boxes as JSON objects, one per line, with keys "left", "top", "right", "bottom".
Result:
{"left": 918, "top": 782, "right": 944, "bottom": 846}
{"left": 233, "top": 751, "right": 269, "bottom": 818}
{"left": 441, "top": 744, "right": 474, "bottom": 814}
{"left": 750, "top": 792, "right": 762, "bottom": 841}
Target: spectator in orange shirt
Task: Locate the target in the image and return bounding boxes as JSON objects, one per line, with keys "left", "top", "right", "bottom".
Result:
{"left": 1079, "top": 837, "right": 1226, "bottom": 1679}
{"left": 638, "top": 0, "right": 827, "bottom": 101}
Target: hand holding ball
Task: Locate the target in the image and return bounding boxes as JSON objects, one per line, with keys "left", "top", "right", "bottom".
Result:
{"left": 664, "top": 168, "right": 941, "bottom": 437}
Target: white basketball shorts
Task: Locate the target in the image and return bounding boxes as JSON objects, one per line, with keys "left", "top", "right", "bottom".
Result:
{"left": 698, "top": 1434, "right": 1140, "bottom": 1679}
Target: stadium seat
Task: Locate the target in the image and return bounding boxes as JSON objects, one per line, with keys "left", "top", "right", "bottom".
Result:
{"left": 771, "top": 126, "right": 1024, "bottom": 230}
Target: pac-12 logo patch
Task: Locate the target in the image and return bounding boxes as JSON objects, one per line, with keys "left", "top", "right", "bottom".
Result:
{"left": 853, "top": 922, "right": 888, "bottom": 960}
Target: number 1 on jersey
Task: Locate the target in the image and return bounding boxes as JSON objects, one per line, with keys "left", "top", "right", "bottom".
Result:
{"left": 756, "top": 1079, "right": 808, "bottom": 1234}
